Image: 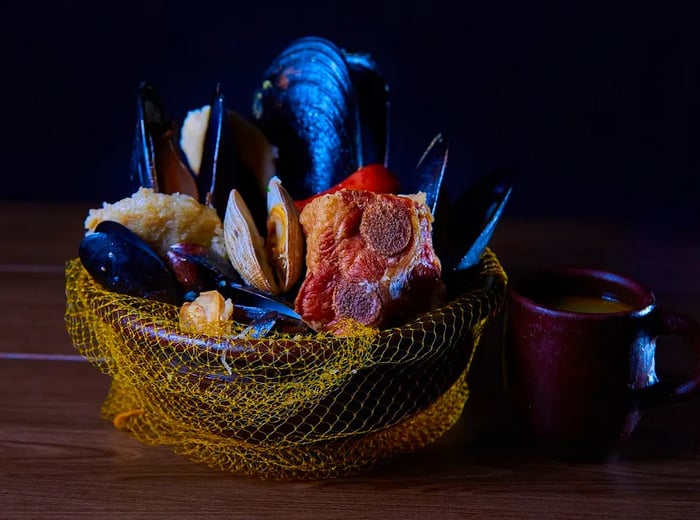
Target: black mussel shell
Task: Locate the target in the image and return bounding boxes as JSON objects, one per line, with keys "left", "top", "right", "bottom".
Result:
{"left": 197, "top": 85, "right": 231, "bottom": 214}
{"left": 238, "top": 311, "right": 277, "bottom": 338}
{"left": 438, "top": 168, "right": 515, "bottom": 276}
{"left": 238, "top": 311, "right": 312, "bottom": 337}
{"left": 79, "top": 221, "right": 180, "bottom": 304}
{"left": 130, "top": 82, "right": 164, "bottom": 192}
{"left": 343, "top": 51, "right": 390, "bottom": 168}
{"left": 407, "top": 133, "right": 449, "bottom": 216}
{"left": 239, "top": 309, "right": 311, "bottom": 335}
{"left": 197, "top": 84, "right": 267, "bottom": 224}
{"left": 131, "top": 82, "right": 198, "bottom": 197}
{"left": 218, "top": 282, "right": 303, "bottom": 322}
{"left": 252, "top": 36, "right": 359, "bottom": 200}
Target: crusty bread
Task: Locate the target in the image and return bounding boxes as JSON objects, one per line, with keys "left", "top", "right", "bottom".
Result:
{"left": 85, "top": 187, "right": 226, "bottom": 259}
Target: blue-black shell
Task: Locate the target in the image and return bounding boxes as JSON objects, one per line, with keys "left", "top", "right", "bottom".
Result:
{"left": 252, "top": 37, "right": 366, "bottom": 200}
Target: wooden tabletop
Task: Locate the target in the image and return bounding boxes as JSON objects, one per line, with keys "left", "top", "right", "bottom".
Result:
{"left": 2, "top": 202, "right": 700, "bottom": 519}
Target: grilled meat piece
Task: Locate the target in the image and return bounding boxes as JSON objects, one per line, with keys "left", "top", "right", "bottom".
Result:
{"left": 295, "top": 189, "right": 445, "bottom": 332}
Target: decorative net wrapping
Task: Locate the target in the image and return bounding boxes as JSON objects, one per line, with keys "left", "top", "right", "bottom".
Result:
{"left": 64, "top": 248, "right": 506, "bottom": 479}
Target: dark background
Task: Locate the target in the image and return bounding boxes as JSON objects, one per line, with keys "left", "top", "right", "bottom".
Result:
{"left": 4, "top": 1, "right": 699, "bottom": 234}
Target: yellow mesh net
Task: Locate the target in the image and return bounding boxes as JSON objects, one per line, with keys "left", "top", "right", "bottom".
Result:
{"left": 64, "top": 248, "right": 507, "bottom": 479}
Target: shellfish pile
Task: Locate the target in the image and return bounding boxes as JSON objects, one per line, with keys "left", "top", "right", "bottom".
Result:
{"left": 79, "top": 36, "right": 513, "bottom": 336}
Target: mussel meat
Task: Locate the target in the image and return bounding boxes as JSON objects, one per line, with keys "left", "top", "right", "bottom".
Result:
{"left": 166, "top": 242, "right": 243, "bottom": 293}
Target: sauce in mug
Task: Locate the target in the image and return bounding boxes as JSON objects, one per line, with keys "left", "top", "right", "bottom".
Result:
{"left": 543, "top": 294, "right": 635, "bottom": 314}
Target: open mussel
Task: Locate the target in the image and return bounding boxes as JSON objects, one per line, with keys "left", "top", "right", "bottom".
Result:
{"left": 192, "top": 85, "right": 267, "bottom": 224}
{"left": 167, "top": 242, "right": 243, "bottom": 294}
{"left": 400, "top": 132, "right": 513, "bottom": 291}
{"left": 130, "top": 81, "right": 164, "bottom": 192}
{"left": 130, "top": 82, "right": 198, "bottom": 198}
{"left": 435, "top": 167, "right": 514, "bottom": 296}
{"left": 193, "top": 85, "right": 237, "bottom": 218}
{"left": 166, "top": 241, "right": 304, "bottom": 324}
{"left": 131, "top": 82, "right": 271, "bottom": 224}
{"left": 79, "top": 220, "right": 181, "bottom": 304}
{"left": 252, "top": 36, "right": 390, "bottom": 200}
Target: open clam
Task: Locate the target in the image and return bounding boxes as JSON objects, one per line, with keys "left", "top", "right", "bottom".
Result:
{"left": 223, "top": 176, "right": 303, "bottom": 296}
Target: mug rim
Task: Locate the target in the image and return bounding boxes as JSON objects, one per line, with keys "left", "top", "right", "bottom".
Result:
{"left": 509, "top": 266, "right": 656, "bottom": 318}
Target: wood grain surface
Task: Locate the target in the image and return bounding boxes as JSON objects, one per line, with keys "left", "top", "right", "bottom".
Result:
{"left": 2, "top": 203, "right": 699, "bottom": 519}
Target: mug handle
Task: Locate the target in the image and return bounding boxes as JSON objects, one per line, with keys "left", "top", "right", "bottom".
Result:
{"left": 638, "top": 308, "right": 700, "bottom": 409}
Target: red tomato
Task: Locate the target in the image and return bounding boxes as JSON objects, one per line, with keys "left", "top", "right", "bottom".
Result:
{"left": 295, "top": 164, "right": 401, "bottom": 212}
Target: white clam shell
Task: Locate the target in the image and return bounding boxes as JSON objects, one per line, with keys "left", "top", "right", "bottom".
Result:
{"left": 223, "top": 177, "right": 304, "bottom": 296}
{"left": 224, "top": 189, "right": 278, "bottom": 294}
{"left": 266, "top": 176, "right": 304, "bottom": 293}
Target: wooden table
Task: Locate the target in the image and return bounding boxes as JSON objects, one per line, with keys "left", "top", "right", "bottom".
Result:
{"left": 2, "top": 202, "right": 700, "bottom": 518}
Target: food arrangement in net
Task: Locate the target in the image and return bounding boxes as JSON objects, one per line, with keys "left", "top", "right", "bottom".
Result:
{"left": 65, "top": 36, "right": 512, "bottom": 479}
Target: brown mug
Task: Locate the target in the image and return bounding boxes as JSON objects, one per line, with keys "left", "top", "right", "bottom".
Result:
{"left": 503, "top": 267, "right": 700, "bottom": 460}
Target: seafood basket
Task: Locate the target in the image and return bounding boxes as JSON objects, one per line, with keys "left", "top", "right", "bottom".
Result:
{"left": 64, "top": 36, "right": 511, "bottom": 479}
{"left": 65, "top": 248, "right": 505, "bottom": 479}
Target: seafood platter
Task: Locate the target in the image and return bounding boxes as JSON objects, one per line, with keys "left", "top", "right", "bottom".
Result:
{"left": 65, "top": 36, "right": 512, "bottom": 479}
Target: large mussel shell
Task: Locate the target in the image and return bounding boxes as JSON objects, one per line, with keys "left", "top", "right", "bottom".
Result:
{"left": 79, "top": 220, "right": 180, "bottom": 304}
{"left": 252, "top": 36, "right": 359, "bottom": 200}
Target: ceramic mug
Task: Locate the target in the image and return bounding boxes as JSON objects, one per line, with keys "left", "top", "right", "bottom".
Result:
{"left": 503, "top": 267, "right": 700, "bottom": 460}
